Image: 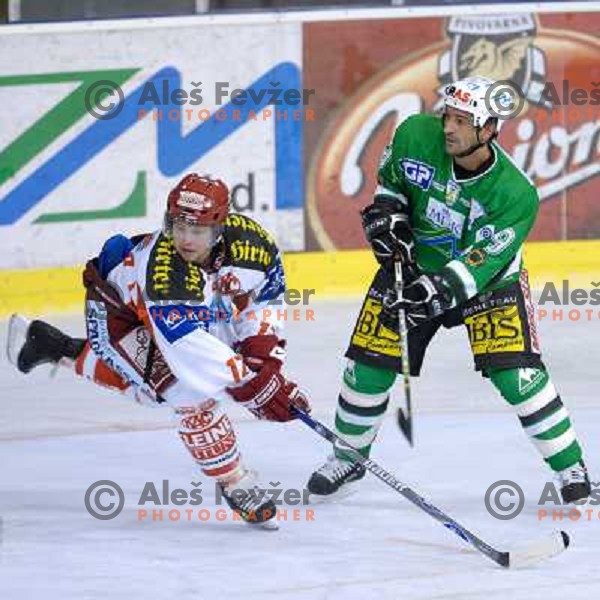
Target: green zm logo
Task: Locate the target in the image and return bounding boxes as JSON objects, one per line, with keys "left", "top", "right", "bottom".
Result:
{"left": 0, "top": 69, "right": 146, "bottom": 224}
{"left": 0, "top": 63, "right": 303, "bottom": 226}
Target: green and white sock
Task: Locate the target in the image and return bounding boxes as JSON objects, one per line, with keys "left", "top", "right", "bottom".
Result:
{"left": 489, "top": 366, "right": 582, "bottom": 471}
{"left": 334, "top": 360, "right": 396, "bottom": 461}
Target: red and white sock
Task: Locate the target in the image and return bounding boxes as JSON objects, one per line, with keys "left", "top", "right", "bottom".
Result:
{"left": 177, "top": 399, "right": 244, "bottom": 483}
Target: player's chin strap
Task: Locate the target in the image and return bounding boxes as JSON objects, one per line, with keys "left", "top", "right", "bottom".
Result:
{"left": 454, "top": 128, "right": 487, "bottom": 158}
{"left": 454, "top": 120, "right": 499, "bottom": 158}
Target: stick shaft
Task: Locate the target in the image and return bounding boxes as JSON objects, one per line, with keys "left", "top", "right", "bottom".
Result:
{"left": 394, "top": 262, "right": 413, "bottom": 445}
{"left": 295, "top": 407, "right": 508, "bottom": 566}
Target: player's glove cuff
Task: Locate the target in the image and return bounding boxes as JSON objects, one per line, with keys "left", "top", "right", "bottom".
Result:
{"left": 381, "top": 274, "right": 455, "bottom": 332}
{"left": 361, "top": 200, "right": 414, "bottom": 267}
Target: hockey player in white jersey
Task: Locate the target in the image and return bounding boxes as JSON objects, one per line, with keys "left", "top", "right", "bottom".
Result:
{"left": 7, "top": 173, "right": 310, "bottom": 527}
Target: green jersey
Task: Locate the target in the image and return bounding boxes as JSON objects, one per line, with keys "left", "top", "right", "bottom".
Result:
{"left": 377, "top": 113, "right": 538, "bottom": 304}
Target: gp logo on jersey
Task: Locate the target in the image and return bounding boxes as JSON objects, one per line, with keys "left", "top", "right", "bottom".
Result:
{"left": 401, "top": 159, "right": 435, "bottom": 191}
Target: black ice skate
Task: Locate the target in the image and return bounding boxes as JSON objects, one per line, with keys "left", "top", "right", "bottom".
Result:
{"left": 307, "top": 455, "right": 366, "bottom": 498}
{"left": 218, "top": 470, "right": 279, "bottom": 529}
{"left": 558, "top": 460, "right": 591, "bottom": 504}
{"left": 7, "top": 314, "right": 85, "bottom": 374}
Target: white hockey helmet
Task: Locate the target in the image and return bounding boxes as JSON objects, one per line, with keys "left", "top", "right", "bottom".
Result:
{"left": 443, "top": 76, "right": 503, "bottom": 131}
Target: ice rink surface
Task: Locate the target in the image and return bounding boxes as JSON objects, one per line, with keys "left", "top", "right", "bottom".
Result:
{"left": 1, "top": 299, "right": 599, "bottom": 599}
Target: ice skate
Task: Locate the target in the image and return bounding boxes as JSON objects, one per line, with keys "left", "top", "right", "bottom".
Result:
{"left": 307, "top": 455, "right": 366, "bottom": 501}
{"left": 558, "top": 460, "right": 591, "bottom": 504}
{"left": 219, "top": 469, "right": 279, "bottom": 530}
{"left": 6, "top": 314, "right": 85, "bottom": 374}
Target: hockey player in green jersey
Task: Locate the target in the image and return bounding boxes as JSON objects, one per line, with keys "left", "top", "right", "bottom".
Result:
{"left": 307, "top": 76, "right": 591, "bottom": 504}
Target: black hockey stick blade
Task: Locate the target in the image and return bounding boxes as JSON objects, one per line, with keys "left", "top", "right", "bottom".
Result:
{"left": 397, "top": 406, "right": 413, "bottom": 446}
{"left": 394, "top": 261, "right": 414, "bottom": 447}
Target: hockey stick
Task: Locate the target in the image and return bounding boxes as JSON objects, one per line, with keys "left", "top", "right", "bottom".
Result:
{"left": 295, "top": 407, "right": 569, "bottom": 568}
{"left": 394, "top": 261, "right": 413, "bottom": 446}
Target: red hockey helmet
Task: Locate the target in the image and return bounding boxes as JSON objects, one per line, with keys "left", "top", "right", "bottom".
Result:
{"left": 166, "top": 174, "right": 230, "bottom": 228}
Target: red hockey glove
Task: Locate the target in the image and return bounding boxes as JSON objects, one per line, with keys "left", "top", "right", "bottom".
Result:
{"left": 236, "top": 334, "right": 286, "bottom": 372}
{"left": 226, "top": 364, "right": 310, "bottom": 422}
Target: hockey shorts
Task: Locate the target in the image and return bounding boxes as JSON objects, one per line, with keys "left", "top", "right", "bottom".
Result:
{"left": 82, "top": 259, "right": 175, "bottom": 396}
{"left": 345, "top": 267, "right": 542, "bottom": 376}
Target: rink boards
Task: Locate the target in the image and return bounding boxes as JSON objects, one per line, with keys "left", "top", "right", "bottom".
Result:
{"left": 2, "top": 2, "right": 600, "bottom": 318}
{"left": 0, "top": 240, "right": 599, "bottom": 317}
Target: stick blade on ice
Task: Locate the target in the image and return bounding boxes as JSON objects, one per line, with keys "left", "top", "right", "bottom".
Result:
{"left": 507, "top": 530, "right": 570, "bottom": 568}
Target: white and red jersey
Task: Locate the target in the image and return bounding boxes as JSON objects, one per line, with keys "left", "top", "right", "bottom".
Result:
{"left": 89, "top": 214, "right": 286, "bottom": 404}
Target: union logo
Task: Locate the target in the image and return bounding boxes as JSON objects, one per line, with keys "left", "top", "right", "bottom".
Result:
{"left": 306, "top": 13, "right": 600, "bottom": 249}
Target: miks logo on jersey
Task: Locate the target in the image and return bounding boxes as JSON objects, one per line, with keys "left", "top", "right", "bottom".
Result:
{"left": 425, "top": 197, "right": 465, "bottom": 238}
{"left": 306, "top": 12, "right": 600, "bottom": 249}
{"left": 401, "top": 160, "right": 435, "bottom": 191}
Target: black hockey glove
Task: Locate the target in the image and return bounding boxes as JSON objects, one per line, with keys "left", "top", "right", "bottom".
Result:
{"left": 381, "top": 274, "right": 455, "bottom": 331}
{"left": 361, "top": 200, "right": 414, "bottom": 270}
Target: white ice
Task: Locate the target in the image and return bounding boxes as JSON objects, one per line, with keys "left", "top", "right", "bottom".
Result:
{"left": 1, "top": 299, "right": 599, "bottom": 599}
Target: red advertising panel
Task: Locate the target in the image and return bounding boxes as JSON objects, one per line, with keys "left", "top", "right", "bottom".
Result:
{"left": 304, "top": 12, "right": 600, "bottom": 250}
